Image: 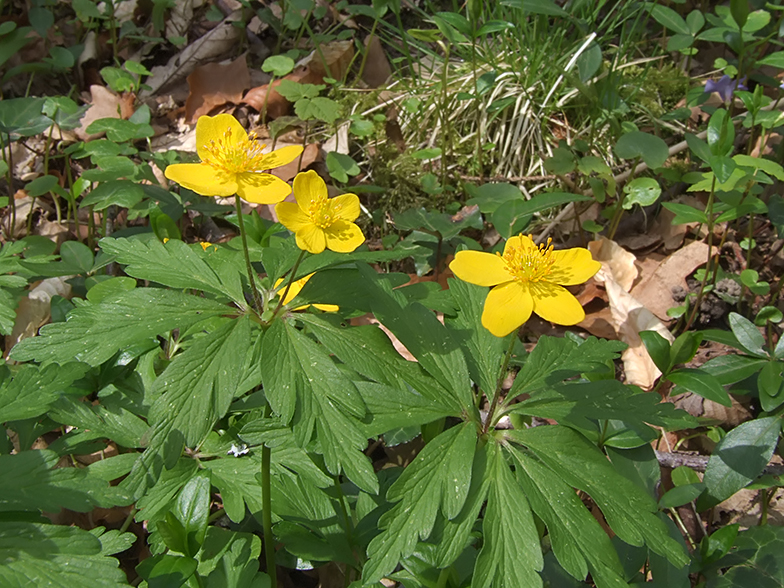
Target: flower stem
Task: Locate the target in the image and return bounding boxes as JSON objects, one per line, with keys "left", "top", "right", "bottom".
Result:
{"left": 261, "top": 406, "right": 276, "bottom": 586}
{"left": 483, "top": 334, "right": 517, "bottom": 435}
{"left": 234, "top": 195, "right": 264, "bottom": 314}
{"left": 272, "top": 249, "right": 306, "bottom": 317}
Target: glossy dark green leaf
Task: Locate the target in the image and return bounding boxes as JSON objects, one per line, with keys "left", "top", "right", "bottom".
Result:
{"left": 0, "top": 362, "right": 88, "bottom": 423}
{"left": 640, "top": 330, "right": 671, "bottom": 374}
{"left": 667, "top": 368, "right": 732, "bottom": 407}
{"left": 701, "top": 417, "right": 781, "bottom": 508}
{"left": 728, "top": 312, "right": 767, "bottom": 357}
{"left": 0, "top": 97, "right": 51, "bottom": 138}
{"left": 136, "top": 553, "right": 197, "bottom": 588}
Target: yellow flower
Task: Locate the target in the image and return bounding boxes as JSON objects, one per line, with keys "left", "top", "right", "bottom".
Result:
{"left": 274, "top": 273, "right": 338, "bottom": 312}
{"left": 199, "top": 241, "right": 217, "bottom": 251}
{"left": 275, "top": 170, "right": 364, "bottom": 254}
{"left": 449, "top": 234, "right": 601, "bottom": 337}
{"left": 164, "top": 114, "right": 303, "bottom": 204}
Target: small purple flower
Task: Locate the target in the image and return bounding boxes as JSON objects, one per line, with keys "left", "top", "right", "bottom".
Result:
{"left": 705, "top": 75, "right": 747, "bottom": 102}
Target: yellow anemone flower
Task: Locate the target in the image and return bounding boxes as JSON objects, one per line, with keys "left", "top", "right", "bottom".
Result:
{"left": 164, "top": 114, "right": 303, "bottom": 204}
{"left": 274, "top": 273, "right": 338, "bottom": 312}
{"left": 449, "top": 234, "right": 601, "bottom": 337}
{"left": 275, "top": 170, "right": 364, "bottom": 254}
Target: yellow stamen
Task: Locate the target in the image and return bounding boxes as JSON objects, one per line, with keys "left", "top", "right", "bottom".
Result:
{"left": 498, "top": 235, "right": 556, "bottom": 282}
{"left": 201, "top": 126, "right": 269, "bottom": 174}
{"left": 307, "top": 196, "right": 344, "bottom": 229}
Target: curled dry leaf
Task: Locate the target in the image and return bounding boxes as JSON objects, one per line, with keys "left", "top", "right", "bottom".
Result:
{"left": 588, "top": 237, "right": 638, "bottom": 292}
{"left": 184, "top": 54, "right": 251, "bottom": 123}
{"left": 361, "top": 35, "right": 392, "bottom": 88}
{"left": 598, "top": 268, "right": 674, "bottom": 390}
{"left": 5, "top": 276, "right": 72, "bottom": 357}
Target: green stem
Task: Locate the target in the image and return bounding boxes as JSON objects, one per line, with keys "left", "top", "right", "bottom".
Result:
{"left": 272, "top": 249, "right": 307, "bottom": 317}
{"left": 607, "top": 156, "right": 640, "bottom": 240}
{"left": 435, "top": 567, "right": 451, "bottom": 588}
{"left": 483, "top": 334, "right": 517, "bottom": 434}
{"left": 683, "top": 176, "right": 718, "bottom": 332}
{"left": 234, "top": 195, "right": 264, "bottom": 314}
{"left": 261, "top": 404, "right": 276, "bottom": 587}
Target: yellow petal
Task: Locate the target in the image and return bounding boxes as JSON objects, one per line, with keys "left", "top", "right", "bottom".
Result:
{"left": 449, "top": 250, "right": 512, "bottom": 287}
{"left": 165, "top": 163, "right": 237, "bottom": 197}
{"left": 277, "top": 274, "right": 307, "bottom": 305}
{"left": 260, "top": 145, "right": 303, "bottom": 169}
{"left": 530, "top": 281, "right": 585, "bottom": 325}
{"left": 324, "top": 220, "right": 365, "bottom": 253}
{"left": 236, "top": 172, "right": 292, "bottom": 204}
{"left": 296, "top": 224, "right": 327, "bottom": 254}
{"left": 293, "top": 170, "right": 328, "bottom": 210}
{"left": 481, "top": 281, "right": 533, "bottom": 337}
{"left": 195, "top": 114, "right": 246, "bottom": 162}
{"left": 276, "top": 202, "right": 311, "bottom": 233}
{"left": 549, "top": 248, "right": 602, "bottom": 285}
{"left": 330, "top": 193, "right": 360, "bottom": 222}
{"left": 504, "top": 233, "right": 533, "bottom": 256}
{"left": 313, "top": 303, "right": 339, "bottom": 312}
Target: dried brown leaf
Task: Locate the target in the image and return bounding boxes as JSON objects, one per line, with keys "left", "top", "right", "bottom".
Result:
{"left": 184, "top": 54, "right": 250, "bottom": 123}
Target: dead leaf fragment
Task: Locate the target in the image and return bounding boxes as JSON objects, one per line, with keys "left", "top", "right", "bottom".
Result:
{"left": 630, "top": 240, "right": 712, "bottom": 321}
{"left": 588, "top": 237, "right": 638, "bottom": 292}
{"left": 76, "top": 85, "right": 135, "bottom": 141}
{"left": 185, "top": 54, "right": 251, "bottom": 123}
{"left": 361, "top": 35, "right": 392, "bottom": 88}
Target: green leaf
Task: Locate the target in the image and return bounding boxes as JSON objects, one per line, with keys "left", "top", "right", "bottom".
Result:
{"left": 260, "top": 320, "right": 376, "bottom": 493}
{"left": 262, "top": 55, "right": 295, "bottom": 76}
{"left": 508, "top": 426, "right": 689, "bottom": 568}
{"left": 661, "top": 202, "right": 708, "bottom": 224}
{"left": 48, "top": 395, "right": 149, "bottom": 449}
{"left": 510, "top": 335, "right": 626, "bottom": 397}
{"left": 0, "top": 522, "right": 129, "bottom": 587}
{"left": 491, "top": 199, "right": 532, "bottom": 239}
{"left": 134, "top": 459, "right": 199, "bottom": 526}
{"left": 648, "top": 4, "right": 690, "bottom": 34}
{"left": 667, "top": 368, "right": 732, "bottom": 407}
{"left": 85, "top": 117, "right": 154, "bottom": 142}
{"left": 0, "top": 97, "right": 51, "bottom": 138}
{"left": 26, "top": 174, "right": 58, "bottom": 197}
{"left": 700, "top": 353, "right": 767, "bottom": 386}
{"left": 445, "top": 278, "right": 507, "bottom": 395}
{"left": 707, "top": 525, "right": 784, "bottom": 588}
{"left": 60, "top": 240, "right": 95, "bottom": 274}
{"left": 543, "top": 146, "right": 576, "bottom": 174}
{"left": 173, "top": 474, "right": 211, "bottom": 556}
{"left": 100, "top": 237, "right": 246, "bottom": 305}
{"left": 659, "top": 483, "right": 705, "bottom": 508}
{"left": 10, "top": 289, "right": 229, "bottom": 366}
{"left": 514, "top": 379, "right": 698, "bottom": 432}
{"left": 80, "top": 180, "right": 144, "bottom": 210}
{"left": 474, "top": 442, "right": 544, "bottom": 588}
{"left": 86, "top": 276, "right": 137, "bottom": 303}
{"left": 294, "top": 96, "right": 342, "bottom": 124}
{"left": 640, "top": 330, "right": 671, "bottom": 373}
{"left": 363, "top": 423, "right": 476, "bottom": 582}
{"left": 728, "top": 312, "right": 767, "bottom": 357}
{"left": 623, "top": 177, "right": 661, "bottom": 209}
{"left": 734, "top": 154, "right": 784, "bottom": 182}
{"left": 136, "top": 553, "right": 197, "bottom": 588}
{"left": 0, "top": 362, "right": 88, "bottom": 422}
{"left": 510, "top": 446, "right": 627, "bottom": 587}
{"left": 701, "top": 416, "right": 781, "bottom": 508}
{"left": 326, "top": 151, "right": 360, "bottom": 183}
{"left": 276, "top": 79, "right": 324, "bottom": 101}
{"left": 466, "top": 182, "right": 525, "bottom": 213}
{"left": 0, "top": 449, "right": 132, "bottom": 512}
{"left": 614, "top": 131, "right": 669, "bottom": 168}
{"left": 357, "top": 264, "right": 473, "bottom": 412}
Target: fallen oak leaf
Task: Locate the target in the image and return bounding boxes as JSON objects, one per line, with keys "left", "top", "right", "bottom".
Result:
{"left": 184, "top": 54, "right": 250, "bottom": 123}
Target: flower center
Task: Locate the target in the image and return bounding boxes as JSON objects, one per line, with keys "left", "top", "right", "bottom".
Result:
{"left": 499, "top": 235, "right": 556, "bottom": 282}
{"left": 307, "top": 196, "right": 343, "bottom": 229}
{"left": 201, "top": 127, "right": 269, "bottom": 174}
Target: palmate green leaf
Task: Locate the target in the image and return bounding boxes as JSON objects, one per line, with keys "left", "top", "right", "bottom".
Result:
{"left": 298, "top": 314, "right": 463, "bottom": 415}
{"left": 356, "top": 263, "right": 473, "bottom": 412}
{"left": 100, "top": 237, "right": 246, "bottom": 305}
{"left": 200, "top": 527, "right": 270, "bottom": 588}
{"left": 0, "top": 522, "right": 130, "bottom": 587}
{"left": 134, "top": 459, "right": 199, "bottom": 526}
{"left": 445, "top": 278, "right": 507, "bottom": 395}
{"left": 708, "top": 525, "right": 784, "bottom": 588}
{"left": 512, "top": 379, "right": 698, "bottom": 432}
{"left": 0, "top": 449, "right": 132, "bottom": 513}
{"left": 473, "top": 442, "right": 543, "bottom": 588}
{"left": 507, "top": 426, "right": 689, "bottom": 569}
{"left": 9, "top": 289, "right": 230, "bottom": 366}
{"left": 509, "top": 446, "right": 627, "bottom": 588}
{"left": 48, "top": 395, "right": 149, "bottom": 449}
{"left": 0, "top": 362, "right": 88, "bottom": 422}
{"left": 363, "top": 423, "right": 476, "bottom": 583}
{"left": 510, "top": 335, "right": 626, "bottom": 397}
{"left": 260, "top": 319, "right": 376, "bottom": 493}
{"left": 122, "top": 318, "right": 254, "bottom": 499}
